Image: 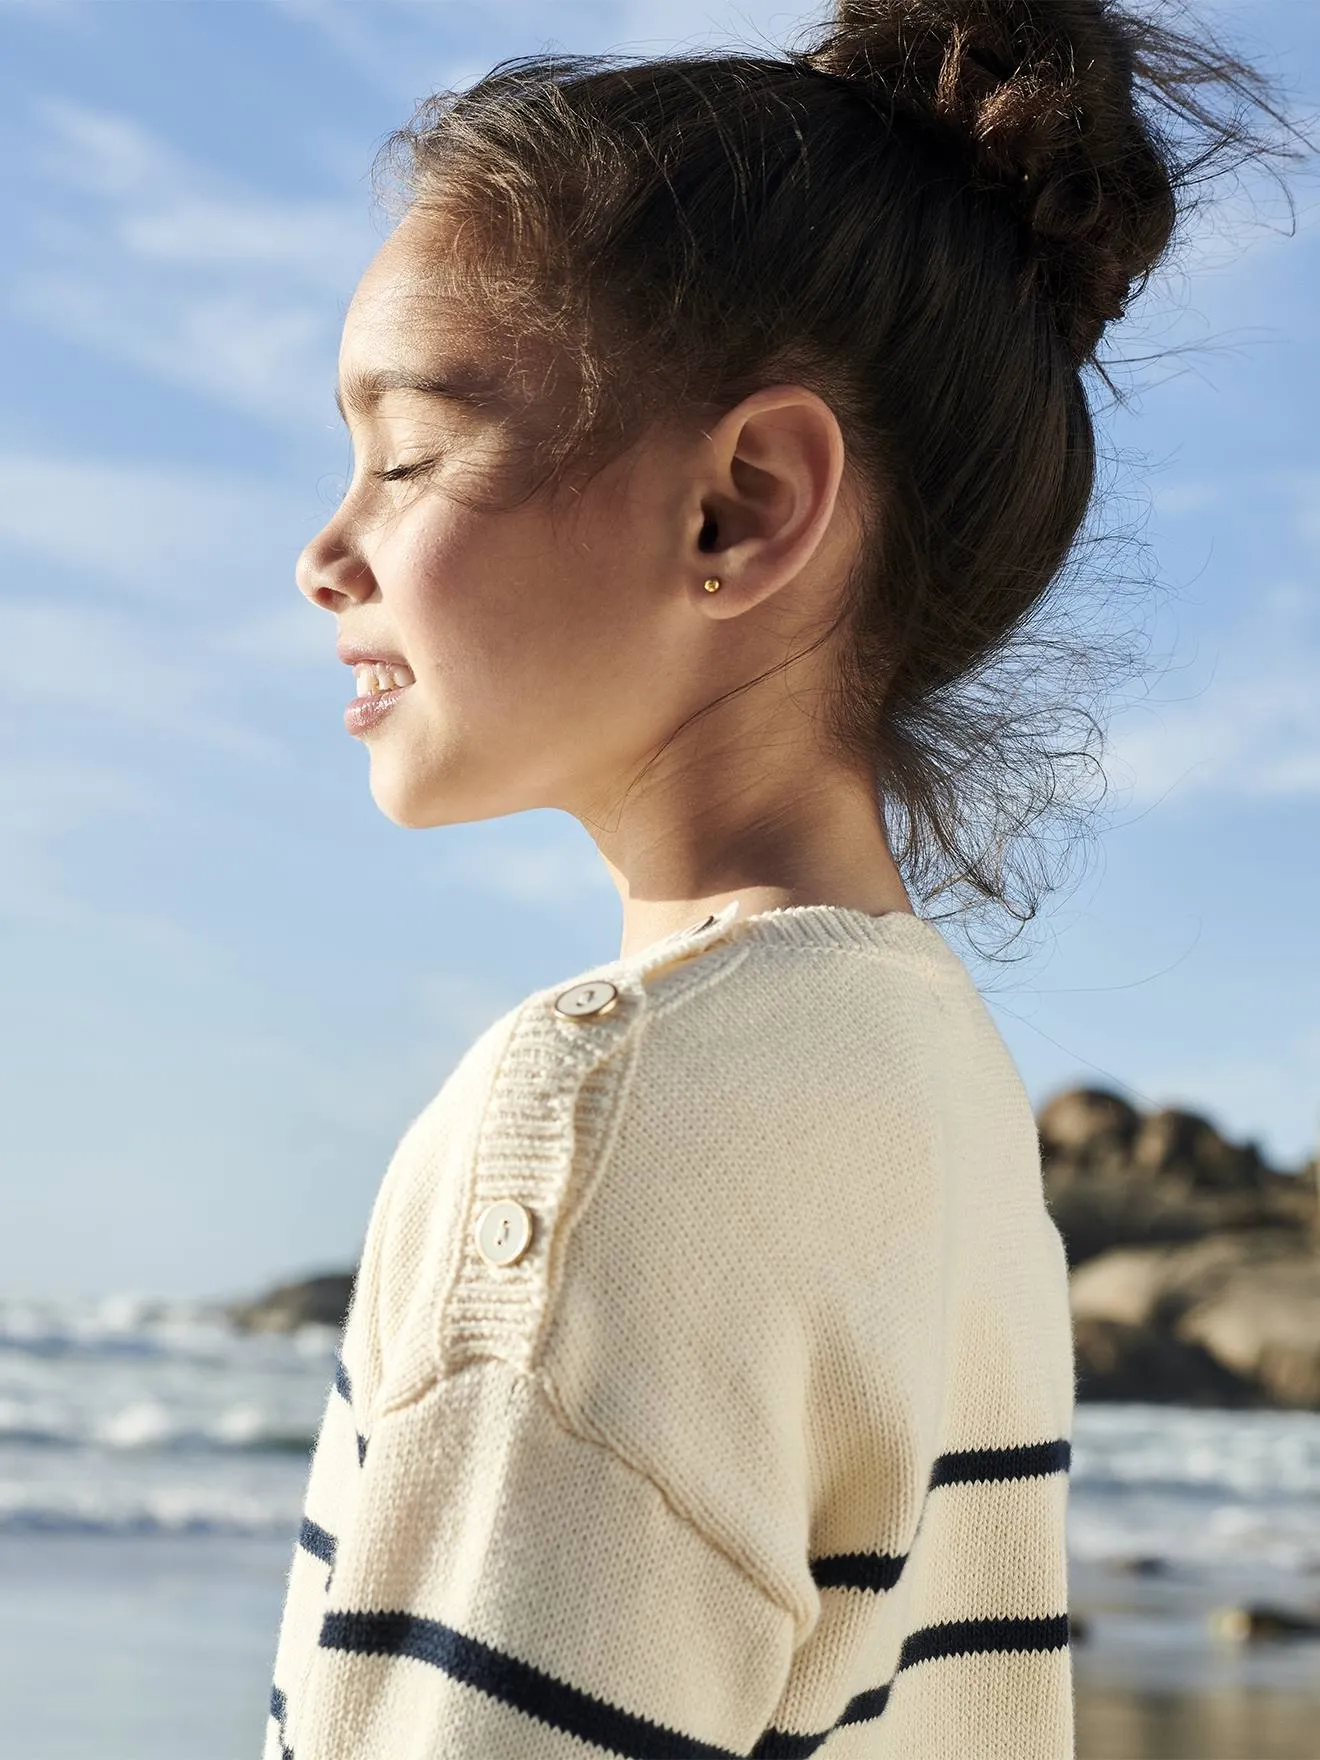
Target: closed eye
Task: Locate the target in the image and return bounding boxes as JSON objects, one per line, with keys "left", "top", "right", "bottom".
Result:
{"left": 372, "top": 459, "right": 436, "bottom": 483}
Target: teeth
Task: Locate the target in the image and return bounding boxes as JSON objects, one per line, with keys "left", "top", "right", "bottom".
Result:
{"left": 353, "top": 661, "right": 415, "bottom": 697}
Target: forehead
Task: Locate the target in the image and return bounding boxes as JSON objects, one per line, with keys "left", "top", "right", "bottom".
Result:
{"left": 337, "top": 220, "right": 498, "bottom": 420}
{"left": 346, "top": 222, "right": 447, "bottom": 333}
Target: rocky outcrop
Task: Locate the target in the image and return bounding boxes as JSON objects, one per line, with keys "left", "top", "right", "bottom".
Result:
{"left": 1041, "top": 1088, "right": 1320, "bottom": 1409}
{"left": 1039, "top": 1088, "right": 1315, "bottom": 1268}
{"left": 1209, "top": 1604, "right": 1320, "bottom": 1641}
{"left": 227, "top": 1272, "right": 356, "bottom": 1333}
{"left": 1069, "top": 1231, "right": 1320, "bottom": 1407}
{"left": 1070, "top": 1315, "right": 1263, "bottom": 1407}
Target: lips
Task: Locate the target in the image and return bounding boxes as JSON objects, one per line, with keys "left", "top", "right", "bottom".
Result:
{"left": 337, "top": 643, "right": 408, "bottom": 666}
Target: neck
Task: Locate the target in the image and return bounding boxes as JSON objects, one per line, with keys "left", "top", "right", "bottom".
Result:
{"left": 584, "top": 756, "right": 914, "bottom": 961}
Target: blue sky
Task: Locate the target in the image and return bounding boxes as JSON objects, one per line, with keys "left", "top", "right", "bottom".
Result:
{"left": 2, "top": 0, "right": 1317, "bottom": 1302}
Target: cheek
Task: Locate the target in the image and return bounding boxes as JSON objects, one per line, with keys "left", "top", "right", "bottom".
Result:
{"left": 383, "top": 504, "right": 627, "bottom": 710}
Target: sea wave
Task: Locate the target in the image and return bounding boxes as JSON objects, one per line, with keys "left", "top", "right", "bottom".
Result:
{"left": 0, "top": 1294, "right": 336, "bottom": 1470}
{"left": 0, "top": 1398, "right": 318, "bottom": 1455}
{"left": 1071, "top": 1403, "right": 1320, "bottom": 1499}
{"left": 0, "top": 1482, "right": 301, "bottom": 1537}
{"left": 0, "top": 1294, "right": 339, "bottom": 1365}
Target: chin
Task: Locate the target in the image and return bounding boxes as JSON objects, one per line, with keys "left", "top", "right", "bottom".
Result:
{"left": 362, "top": 736, "right": 551, "bottom": 829}
{"left": 362, "top": 764, "right": 440, "bottom": 829}
{"left": 368, "top": 788, "right": 451, "bottom": 830}
{"left": 365, "top": 766, "right": 499, "bottom": 831}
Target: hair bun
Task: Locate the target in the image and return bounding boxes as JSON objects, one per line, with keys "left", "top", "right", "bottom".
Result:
{"left": 803, "top": 0, "right": 1180, "bottom": 362}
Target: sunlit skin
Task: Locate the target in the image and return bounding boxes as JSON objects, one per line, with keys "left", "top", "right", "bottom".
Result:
{"left": 296, "top": 207, "right": 915, "bottom": 959}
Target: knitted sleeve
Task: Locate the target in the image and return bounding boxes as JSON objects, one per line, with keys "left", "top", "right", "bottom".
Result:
{"left": 281, "top": 1360, "right": 797, "bottom": 1757}
{"left": 265, "top": 944, "right": 808, "bottom": 1759}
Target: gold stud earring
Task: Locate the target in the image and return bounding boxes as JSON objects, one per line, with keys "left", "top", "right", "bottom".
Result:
{"left": 703, "top": 577, "right": 722, "bottom": 593}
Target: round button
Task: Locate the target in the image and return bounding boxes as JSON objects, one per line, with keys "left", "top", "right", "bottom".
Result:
{"left": 553, "top": 979, "right": 620, "bottom": 1020}
{"left": 474, "top": 1200, "right": 533, "bottom": 1268}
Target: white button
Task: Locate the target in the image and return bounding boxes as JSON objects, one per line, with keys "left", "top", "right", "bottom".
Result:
{"left": 553, "top": 979, "right": 620, "bottom": 1019}
{"left": 474, "top": 1200, "right": 533, "bottom": 1267}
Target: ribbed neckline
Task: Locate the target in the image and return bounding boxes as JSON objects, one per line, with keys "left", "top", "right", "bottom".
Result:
{"left": 730, "top": 902, "right": 961, "bottom": 967}
{"left": 629, "top": 899, "right": 964, "bottom": 979}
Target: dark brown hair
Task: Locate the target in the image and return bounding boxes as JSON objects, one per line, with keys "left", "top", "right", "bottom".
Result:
{"left": 372, "top": 0, "right": 1310, "bottom": 953}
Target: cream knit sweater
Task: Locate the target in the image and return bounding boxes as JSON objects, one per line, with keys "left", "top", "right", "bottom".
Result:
{"left": 264, "top": 900, "right": 1076, "bottom": 1759}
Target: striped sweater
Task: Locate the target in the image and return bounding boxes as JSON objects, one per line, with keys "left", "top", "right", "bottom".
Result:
{"left": 264, "top": 900, "right": 1076, "bottom": 1758}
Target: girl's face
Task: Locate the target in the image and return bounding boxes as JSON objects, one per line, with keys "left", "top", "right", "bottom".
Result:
{"left": 296, "top": 212, "right": 724, "bottom": 833}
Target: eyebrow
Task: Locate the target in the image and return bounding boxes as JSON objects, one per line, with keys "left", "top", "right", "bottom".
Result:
{"left": 334, "top": 365, "right": 500, "bottom": 424}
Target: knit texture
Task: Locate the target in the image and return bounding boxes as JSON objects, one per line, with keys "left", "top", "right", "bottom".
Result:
{"left": 264, "top": 901, "right": 1076, "bottom": 1758}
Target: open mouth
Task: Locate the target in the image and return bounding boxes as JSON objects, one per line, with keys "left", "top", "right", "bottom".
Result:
{"left": 353, "top": 661, "right": 415, "bottom": 697}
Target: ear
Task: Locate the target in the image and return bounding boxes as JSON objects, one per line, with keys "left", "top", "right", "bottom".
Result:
{"left": 688, "top": 385, "right": 850, "bottom": 615}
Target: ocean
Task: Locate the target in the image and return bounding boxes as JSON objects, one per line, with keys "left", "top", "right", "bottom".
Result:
{"left": 2, "top": 1294, "right": 1318, "bottom": 1759}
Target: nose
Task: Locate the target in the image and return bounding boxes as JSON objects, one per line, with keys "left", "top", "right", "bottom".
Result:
{"left": 295, "top": 517, "right": 375, "bottom": 611}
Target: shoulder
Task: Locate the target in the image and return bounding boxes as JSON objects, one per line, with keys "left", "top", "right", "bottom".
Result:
{"left": 349, "top": 909, "right": 989, "bottom": 1408}
{"left": 339, "top": 912, "right": 748, "bottom": 1412}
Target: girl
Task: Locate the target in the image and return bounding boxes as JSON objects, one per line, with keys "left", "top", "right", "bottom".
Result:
{"left": 269, "top": 2, "right": 1297, "bottom": 1754}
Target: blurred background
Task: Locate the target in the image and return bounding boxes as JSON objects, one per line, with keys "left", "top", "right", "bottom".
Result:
{"left": 0, "top": 1, "right": 1317, "bottom": 1756}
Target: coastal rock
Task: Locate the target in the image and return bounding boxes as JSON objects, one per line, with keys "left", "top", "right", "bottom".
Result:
{"left": 1209, "top": 1603, "right": 1320, "bottom": 1642}
{"left": 1071, "top": 1315, "right": 1262, "bottom": 1407}
{"left": 1040, "top": 1087, "right": 1314, "bottom": 1267}
{"left": 227, "top": 1272, "right": 355, "bottom": 1334}
{"left": 1069, "top": 1230, "right": 1320, "bottom": 1409}
{"left": 1177, "top": 1247, "right": 1320, "bottom": 1409}
{"left": 1038, "top": 1089, "right": 1141, "bottom": 1159}
{"left": 1040, "top": 1085, "right": 1319, "bottom": 1408}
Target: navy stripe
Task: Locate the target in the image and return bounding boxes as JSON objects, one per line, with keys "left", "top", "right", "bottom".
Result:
{"left": 298, "top": 1516, "right": 337, "bottom": 1569}
{"left": 750, "top": 1615, "right": 1069, "bottom": 1756}
{"left": 319, "top": 1604, "right": 1069, "bottom": 1757}
{"left": 333, "top": 1354, "right": 368, "bottom": 1466}
{"left": 810, "top": 1549, "right": 906, "bottom": 1592}
{"left": 898, "top": 1612, "right": 1070, "bottom": 1669}
{"left": 805, "top": 1438, "right": 1069, "bottom": 1597}
{"left": 928, "top": 1439, "right": 1071, "bottom": 1488}
{"left": 269, "top": 1685, "right": 294, "bottom": 1760}
{"left": 320, "top": 1610, "right": 738, "bottom": 1758}
{"left": 751, "top": 1678, "right": 894, "bottom": 1757}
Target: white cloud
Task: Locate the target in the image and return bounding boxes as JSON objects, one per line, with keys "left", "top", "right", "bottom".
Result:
{"left": 1148, "top": 479, "right": 1221, "bottom": 518}
{"left": 0, "top": 754, "right": 217, "bottom": 972}
{"left": 0, "top": 0, "right": 86, "bottom": 22}
{"left": 0, "top": 443, "right": 335, "bottom": 755}
{"left": 16, "top": 273, "right": 336, "bottom": 429}
{"left": 1289, "top": 471, "right": 1320, "bottom": 552}
{"left": 0, "top": 756, "right": 153, "bottom": 926}
{"left": 1, "top": 593, "right": 292, "bottom": 762}
{"left": 1137, "top": 1028, "right": 1320, "bottom": 1172}
{"left": 407, "top": 968, "right": 529, "bottom": 1067}
{"left": 423, "top": 819, "right": 616, "bottom": 910}
{"left": 1106, "top": 575, "right": 1320, "bottom": 806}
{"left": 275, "top": 0, "right": 825, "bottom": 99}
{"left": 11, "top": 98, "right": 376, "bottom": 430}
{"left": 208, "top": 599, "right": 332, "bottom": 669}
{"left": 274, "top": 0, "right": 489, "bottom": 101}
{"left": 0, "top": 449, "right": 309, "bottom": 605}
